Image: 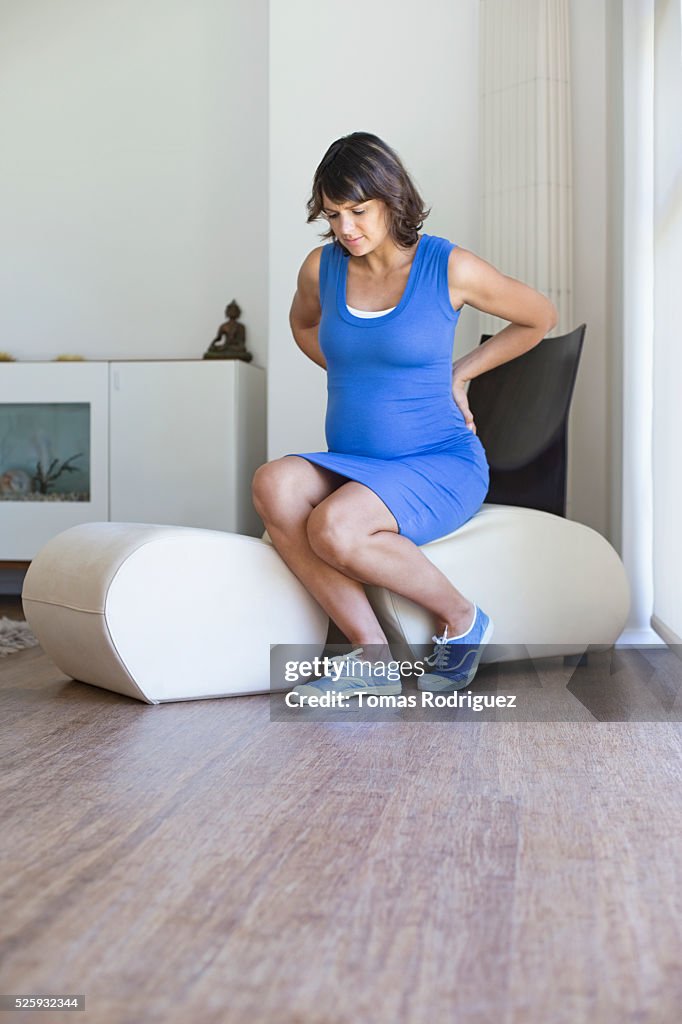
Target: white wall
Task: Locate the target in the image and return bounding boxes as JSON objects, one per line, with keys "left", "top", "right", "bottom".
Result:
{"left": 268, "top": 0, "right": 481, "bottom": 460}
{"left": 0, "top": 0, "right": 268, "bottom": 366}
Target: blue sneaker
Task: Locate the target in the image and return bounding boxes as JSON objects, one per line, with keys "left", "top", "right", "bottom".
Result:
{"left": 418, "top": 605, "right": 494, "bottom": 692}
{"left": 290, "top": 648, "right": 402, "bottom": 700}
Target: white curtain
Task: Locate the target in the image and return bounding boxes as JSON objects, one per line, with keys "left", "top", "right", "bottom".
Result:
{"left": 479, "top": 0, "right": 573, "bottom": 338}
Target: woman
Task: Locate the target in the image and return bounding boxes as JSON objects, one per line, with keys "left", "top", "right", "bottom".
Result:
{"left": 252, "top": 132, "right": 557, "bottom": 698}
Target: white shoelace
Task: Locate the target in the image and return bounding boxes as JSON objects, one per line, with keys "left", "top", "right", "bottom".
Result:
{"left": 425, "top": 626, "right": 452, "bottom": 670}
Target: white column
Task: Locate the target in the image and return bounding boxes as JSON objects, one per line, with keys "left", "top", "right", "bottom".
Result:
{"left": 619, "top": 0, "right": 657, "bottom": 644}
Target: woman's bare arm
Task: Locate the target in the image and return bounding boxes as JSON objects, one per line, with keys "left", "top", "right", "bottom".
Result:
{"left": 448, "top": 247, "right": 558, "bottom": 384}
{"left": 447, "top": 247, "right": 559, "bottom": 433}
{"left": 289, "top": 248, "right": 327, "bottom": 370}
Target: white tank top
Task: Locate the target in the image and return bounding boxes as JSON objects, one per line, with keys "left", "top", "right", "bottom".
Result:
{"left": 346, "top": 304, "right": 396, "bottom": 318}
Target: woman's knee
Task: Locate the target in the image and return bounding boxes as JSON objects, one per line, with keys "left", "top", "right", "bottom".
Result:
{"left": 306, "top": 502, "right": 357, "bottom": 567}
{"left": 251, "top": 458, "right": 315, "bottom": 528}
{"left": 251, "top": 460, "right": 293, "bottom": 524}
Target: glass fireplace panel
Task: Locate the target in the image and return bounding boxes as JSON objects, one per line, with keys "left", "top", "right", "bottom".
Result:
{"left": 0, "top": 403, "right": 91, "bottom": 502}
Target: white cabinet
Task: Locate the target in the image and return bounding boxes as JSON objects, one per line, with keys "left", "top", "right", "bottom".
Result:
{"left": 109, "top": 360, "right": 265, "bottom": 535}
{"left": 0, "top": 360, "right": 266, "bottom": 560}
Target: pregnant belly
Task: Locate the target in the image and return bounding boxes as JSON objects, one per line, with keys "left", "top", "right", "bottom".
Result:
{"left": 325, "top": 388, "right": 470, "bottom": 458}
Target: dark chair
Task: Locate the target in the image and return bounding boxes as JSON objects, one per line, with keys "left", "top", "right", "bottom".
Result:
{"left": 465, "top": 323, "right": 585, "bottom": 517}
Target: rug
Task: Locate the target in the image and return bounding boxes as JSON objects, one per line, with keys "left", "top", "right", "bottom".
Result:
{"left": 0, "top": 616, "right": 40, "bottom": 657}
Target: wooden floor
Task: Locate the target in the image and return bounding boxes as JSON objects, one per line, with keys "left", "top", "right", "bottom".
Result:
{"left": 1, "top": 596, "right": 681, "bottom": 1024}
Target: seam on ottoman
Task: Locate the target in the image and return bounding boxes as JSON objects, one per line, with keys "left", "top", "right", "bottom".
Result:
{"left": 98, "top": 594, "right": 154, "bottom": 703}
{"left": 22, "top": 599, "right": 106, "bottom": 614}
{"left": 387, "top": 589, "right": 413, "bottom": 655}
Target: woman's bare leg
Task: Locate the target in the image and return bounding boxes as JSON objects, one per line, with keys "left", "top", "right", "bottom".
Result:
{"left": 253, "top": 458, "right": 476, "bottom": 653}
{"left": 252, "top": 457, "right": 394, "bottom": 657}
{"left": 306, "top": 482, "right": 475, "bottom": 638}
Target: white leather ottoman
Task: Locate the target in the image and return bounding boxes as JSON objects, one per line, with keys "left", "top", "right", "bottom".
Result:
{"left": 21, "top": 522, "right": 328, "bottom": 704}
{"left": 362, "top": 504, "right": 631, "bottom": 661}
{"left": 22, "top": 506, "right": 630, "bottom": 705}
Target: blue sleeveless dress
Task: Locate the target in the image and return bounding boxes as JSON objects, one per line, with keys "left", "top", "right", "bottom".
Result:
{"left": 285, "top": 232, "right": 490, "bottom": 546}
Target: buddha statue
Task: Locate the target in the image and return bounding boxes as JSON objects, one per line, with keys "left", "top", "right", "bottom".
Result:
{"left": 204, "top": 300, "right": 252, "bottom": 361}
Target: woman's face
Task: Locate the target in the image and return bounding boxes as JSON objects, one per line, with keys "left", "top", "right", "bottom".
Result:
{"left": 320, "top": 192, "right": 391, "bottom": 255}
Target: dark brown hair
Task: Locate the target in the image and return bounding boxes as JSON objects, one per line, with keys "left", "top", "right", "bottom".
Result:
{"left": 306, "top": 132, "right": 431, "bottom": 256}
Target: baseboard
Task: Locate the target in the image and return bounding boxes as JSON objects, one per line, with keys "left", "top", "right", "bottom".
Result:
{"left": 650, "top": 615, "right": 682, "bottom": 652}
{"left": 615, "top": 626, "right": 667, "bottom": 647}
